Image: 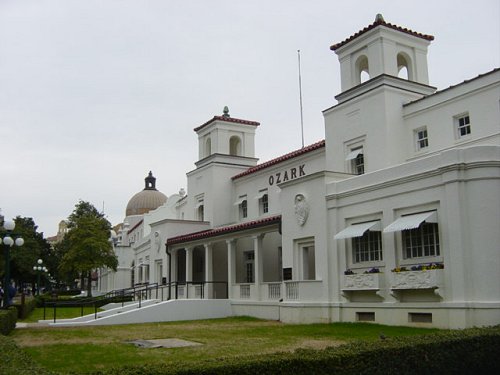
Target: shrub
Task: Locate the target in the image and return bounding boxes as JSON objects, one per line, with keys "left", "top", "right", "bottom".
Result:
{"left": 0, "top": 334, "right": 54, "bottom": 374}
{"left": 0, "top": 307, "right": 17, "bottom": 335}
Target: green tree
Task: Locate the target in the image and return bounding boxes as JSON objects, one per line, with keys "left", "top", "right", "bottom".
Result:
{"left": 0, "top": 216, "right": 51, "bottom": 291}
{"left": 59, "top": 201, "right": 117, "bottom": 296}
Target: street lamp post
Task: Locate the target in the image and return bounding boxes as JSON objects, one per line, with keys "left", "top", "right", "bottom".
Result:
{"left": 1, "top": 220, "right": 24, "bottom": 308}
{"left": 33, "top": 259, "right": 48, "bottom": 296}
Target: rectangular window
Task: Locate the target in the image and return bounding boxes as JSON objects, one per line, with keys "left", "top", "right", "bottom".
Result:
{"left": 301, "top": 244, "right": 315, "bottom": 280}
{"left": 409, "top": 312, "right": 432, "bottom": 323}
{"left": 260, "top": 194, "right": 269, "bottom": 214}
{"left": 402, "top": 222, "right": 440, "bottom": 259}
{"left": 415, "top": 127, "right": 428, "bottom": 150}
{"left": 356, "top": 312, "right": 375, "bottom": 322}
{"left": 197, "top": 205, "right": 204, "bottom": 221}
{"left": 353, "top": 153, "right": 364, "bottom": 175}
{"left": 352, "top": 231, "right": 382, "bottom": 263}
{"left": 346, "top": 147, "right": 365, "bottom": 175}
{"left": 456, "top": 114, "right": 471, "bottom": 138}
{"left": 236, "top": 195, "right": 248, "bottom": 220}
{"left": 244, "top": 251, "right": 254, "bottom": 283}
{"left": 240, "top": 200, "right": 248, "bottom": 219}
{"left": 195, "top": 196, "right": 204, "bottom": 221}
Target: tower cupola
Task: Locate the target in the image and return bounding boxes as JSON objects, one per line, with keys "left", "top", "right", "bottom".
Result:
{"left": 330, "top": 14, "right": 434, "bottom": 92}
{"left": 193, "top": 107, "right": 260, "bottom": 162}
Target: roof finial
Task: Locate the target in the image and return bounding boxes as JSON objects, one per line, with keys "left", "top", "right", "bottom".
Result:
{"left": 222, "top": 106, "right": 230, "bottom": 117}
{"left": 375, "top": 13, "right": 385, "bottom": 23}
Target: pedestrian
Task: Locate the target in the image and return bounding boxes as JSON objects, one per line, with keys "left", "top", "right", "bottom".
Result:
{"left": 7, "top": 282, "right": 16, "bottom": 306}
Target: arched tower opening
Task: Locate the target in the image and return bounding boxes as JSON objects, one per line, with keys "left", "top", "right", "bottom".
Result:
{"left": 355, "top": 55, "right": 370, "bottom": 84}
{"left": 229, "top": 136, "right": 242, "bottom": 156}
{"left": 205, "top": 137, "right": 211, "bottom": 157}
{"left": 397, "top": 52, "right": 413, "bottom": 80}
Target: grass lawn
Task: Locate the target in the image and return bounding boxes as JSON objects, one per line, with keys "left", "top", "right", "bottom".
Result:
{"left": 11, "top": 316, "right": 441, "bottom": 374}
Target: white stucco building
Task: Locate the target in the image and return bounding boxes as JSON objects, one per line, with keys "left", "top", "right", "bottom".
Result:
{"left": 99, "top": 15, "right": 500, "bottom": 329}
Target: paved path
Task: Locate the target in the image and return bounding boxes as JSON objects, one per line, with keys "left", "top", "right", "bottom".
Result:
{"left": 16, "top": 322, "right": 50, "bottom": 329}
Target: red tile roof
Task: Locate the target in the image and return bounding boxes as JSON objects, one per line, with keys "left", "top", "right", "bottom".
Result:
{"left": 166, "top": 215, "right": 281, "bottom": 246}
{"left": 194, "top": 116, "right": 260, "bottom": 132}
{"left": 330, "top": 17, "right": 434, "bottom": 51}
{"left": 232, "top": 140, "right": 325, "bottom": 180}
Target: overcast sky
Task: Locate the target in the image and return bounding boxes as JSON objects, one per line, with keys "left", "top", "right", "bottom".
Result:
{"left": 0, "top": 0, "right": 498, "bottom": 236}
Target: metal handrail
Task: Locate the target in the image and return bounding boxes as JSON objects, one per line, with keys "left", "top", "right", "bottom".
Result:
{"left": 43, "top": 281, "right": 228, "bottom": 323}
{"left": 43, "top": 282, "right": 159, "bottom": 323}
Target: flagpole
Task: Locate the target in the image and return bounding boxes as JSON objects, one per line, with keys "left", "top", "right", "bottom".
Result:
{"left": 297, "top": 49, "right": 305, "bottom": 148}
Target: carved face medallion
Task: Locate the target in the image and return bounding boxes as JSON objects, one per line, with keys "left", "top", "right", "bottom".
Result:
{"left": 294, "top": 194, "right": 309, "bottom": 226}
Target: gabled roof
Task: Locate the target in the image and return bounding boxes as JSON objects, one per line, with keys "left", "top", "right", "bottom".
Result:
{"left": 330, "top": 15, "right": 434, "bottom": 51}
{"left": 166, "top": 215, "right": 281, "bottom": 246}
{"left": 194, "top": 116, "right": 260, "bottom": 133}
{"left": 232, "top": 140, "right": 325, "bottom": 180}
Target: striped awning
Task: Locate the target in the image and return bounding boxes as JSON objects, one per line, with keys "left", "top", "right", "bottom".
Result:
{"left": 254, "top": 190, "right": 268, "bottom": 200}
{"left": 334, "top": 220, "right": 381, "bottom": 240}
{"left": 383, "top": 211, "right": 437, "bottom": 233}
{"left": 234, "top": 196, "right": 247, "bottom": 206}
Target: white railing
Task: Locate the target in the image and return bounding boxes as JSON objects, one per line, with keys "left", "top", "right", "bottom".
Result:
{"left": 177, "top": 285, "right": 185, "bottom": 298}
{"left": 268, "top": 283, "right": 282, "bottom": 300}
{"left": 284, "top": 280, "right": 324, "bottom": 301}
{"left": 194, "top": 284, "right": 203, "bottom": 298}
{"left": 286, "top": 281, "right": 299, "bottom": 300}
{"left": 240, "top": 284, "right": 251, "bottom": 299}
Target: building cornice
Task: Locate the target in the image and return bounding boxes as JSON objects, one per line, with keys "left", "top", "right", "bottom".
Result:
{"left": 325, "top": 74, "right": 436, "bottom": 110}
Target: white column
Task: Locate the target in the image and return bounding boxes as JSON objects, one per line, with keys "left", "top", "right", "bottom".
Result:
{"left": 226, "top": 239, "right": 236, "bottom": 299}
{"left": 168, "top": 249, "right": 177, "bottom": 300}
{"left": 253, "top": 234, "right": 264, "bottom": 300}
{"left": 204, "top": 243, "right": 213, "bottom": 299}
{"left": 171, "top": 249, "right": 177, "bottom": 282}
{"left": 185, "top": 247, "right": 193, "bottom": 282}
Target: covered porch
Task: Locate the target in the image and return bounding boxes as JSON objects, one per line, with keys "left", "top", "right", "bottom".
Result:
{"left": 165, "top": 215, "right": 315, "bottom": 302}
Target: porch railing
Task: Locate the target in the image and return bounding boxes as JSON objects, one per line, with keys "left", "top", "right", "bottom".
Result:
{"left": 268, "top": 283, "right": 282, "bottom": 300}
{"left": 239, "top": 284, "right": 251, "bottom": 299}
{"left": 285, "top": 281, "right": 299, "bottom": 300}
{"left": 157, "top": 281, "right": 228, "bottom": 301}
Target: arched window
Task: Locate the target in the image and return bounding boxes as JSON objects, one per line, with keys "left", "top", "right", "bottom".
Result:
{"left": 205, "top": 137, "right": 211, "bottom": 157}
{"left": 397, "top": 52, "right": 413, "bottom": 80}
{"left": 355, "top": 55, "right": 370, "bottom": 85}
{"left": 229, "top": 136, "right": 241, "bottom": 156}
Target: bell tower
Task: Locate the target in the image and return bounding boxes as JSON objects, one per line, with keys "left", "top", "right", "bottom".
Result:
{"left": 194, "top": 106, "right": 259, "bottom": 163}
{"left": 331, "top": 14, "right": 434, "bottom": 93}
{"left": 186, "top": 108, "right": 259, "bottom": 226}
